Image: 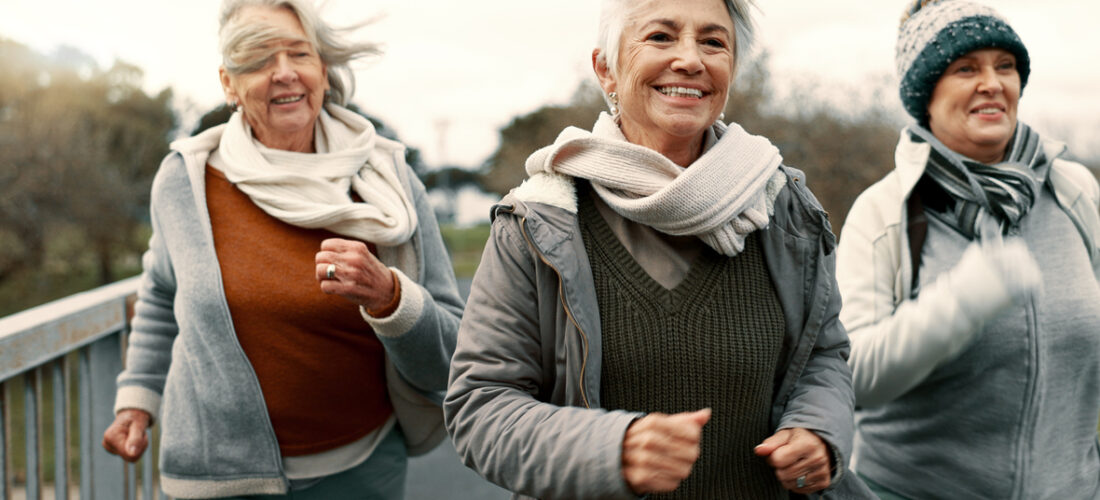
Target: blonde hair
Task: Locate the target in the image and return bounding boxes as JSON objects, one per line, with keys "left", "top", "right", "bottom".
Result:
{"left": 218, "top": 0, "right": 381, "bottom": 105}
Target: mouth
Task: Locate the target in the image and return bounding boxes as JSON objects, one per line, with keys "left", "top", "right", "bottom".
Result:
{"left": 271, "top": 94, "right": 305, "bottom": 105}
{"left": 970, "top": 103, "right": 1005, "bottom": 116}
{"left": 655, "top": 86, "right": 705, "bottom": 99}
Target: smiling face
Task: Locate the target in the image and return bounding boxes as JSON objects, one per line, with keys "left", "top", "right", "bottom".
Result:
{"left": 927, "top": 48, "right": 1020, "bottom": 164}
{"left": 594, "top": 0, "right": 735, "bottom": 166}
{"left": 219, "top": 5, "right": 328, "bottom": 152}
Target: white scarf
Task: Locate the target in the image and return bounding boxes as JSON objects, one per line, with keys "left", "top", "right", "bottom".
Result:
{"left": 217, "top": 104, "right": 418, "bottom": 246}
{"left": 525, "top": 112, "right": 783, "bottom": 256}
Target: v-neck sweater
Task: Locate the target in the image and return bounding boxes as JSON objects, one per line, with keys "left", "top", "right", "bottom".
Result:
{"left": 579, "top": 185, "right": 788, "bottom": 499}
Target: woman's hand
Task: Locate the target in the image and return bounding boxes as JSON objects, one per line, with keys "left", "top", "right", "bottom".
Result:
{"left": 102, "top": 409, "right": 151, "bottom": 462}
{"left": 621, "top": 408, "right": 711, "bottom": 494}
{"left": 315, "top": 238, "right": 396, "bottom": 312}
{"left": 754, "top": 427, "right": 832, "bottom": 494}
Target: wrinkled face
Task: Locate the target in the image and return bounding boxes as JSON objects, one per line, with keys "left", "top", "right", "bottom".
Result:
{"left": 927, "top": 48, "right": 1020, "bottom": 164}
{"left": 219, "top": 6, "right": 328, "bottom": 152}
{"left": 596, "top": 0, "right": 735, "bottom": 157}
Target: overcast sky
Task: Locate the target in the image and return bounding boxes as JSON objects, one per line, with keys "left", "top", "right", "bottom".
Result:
{"left": 3, "top": 0, "right": 1098, "bottom": 168}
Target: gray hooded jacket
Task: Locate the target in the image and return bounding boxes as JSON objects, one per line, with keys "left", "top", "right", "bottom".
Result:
{"left": 113, "top": 123, "right": 464, "bottom": 498}
{"left": 445, "top": 168, "right": 872, "bottom": 499}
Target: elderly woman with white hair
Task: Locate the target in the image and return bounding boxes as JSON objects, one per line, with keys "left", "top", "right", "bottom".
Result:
{"left": 445, "top": 0, "right": 867, "bottom": 498}
{"left": 100, "top": 0, "right": 463, "bottom": 498}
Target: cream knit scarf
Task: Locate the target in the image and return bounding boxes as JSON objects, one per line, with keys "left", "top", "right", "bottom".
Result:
{"left": 217, "top": 104, "right": 417, "bottom": 246}
{"left": 525, "top": 112, "right": 783, "bottom": 256}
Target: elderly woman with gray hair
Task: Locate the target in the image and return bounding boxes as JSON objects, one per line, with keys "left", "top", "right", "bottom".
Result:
{"left": 100, "top": 0, "right": 463, "bottom": 498}
{"left": 445, "top": 0, "right": 868, "bottom": 498}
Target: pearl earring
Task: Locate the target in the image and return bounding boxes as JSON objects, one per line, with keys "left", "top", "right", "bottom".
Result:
{"left": 608, "top": 92, "right": 619, "bottom": 115}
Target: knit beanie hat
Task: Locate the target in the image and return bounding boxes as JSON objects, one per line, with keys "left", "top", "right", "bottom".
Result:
{"left": 895, "top": 0, "right": 1030, "bottom": 122}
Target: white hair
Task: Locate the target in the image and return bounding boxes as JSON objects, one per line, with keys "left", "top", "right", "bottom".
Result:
{"left": 595, "top": 0, "right": 757, "bottom": 79}
{"left": 218, "top": 0, "right": 380, "bottom": 106}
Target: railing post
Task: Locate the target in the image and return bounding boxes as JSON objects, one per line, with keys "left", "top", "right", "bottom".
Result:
{"left": 1, "top": 381, "right": 8, "bottom": 500}
{"left": 25, "top": 370, "right": 41, "bottom": 500}
{"left": 88, "top": 334, "right": 125, "bottom": 499}
{"left": 79, "top": 349, "right": 91, "bottom": 500}
{"left": 142, "top": 430, "right": 153, "bottom": 499}
{"left": 52, "top": 359, "right": 68, "bottom": 500}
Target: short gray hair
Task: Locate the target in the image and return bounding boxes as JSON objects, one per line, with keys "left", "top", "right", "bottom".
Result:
{"left": 218, "top": 0, "right": 380, "bottom": 106}
{"left": 595, "top": 0, "right": 757, "bottom": 79}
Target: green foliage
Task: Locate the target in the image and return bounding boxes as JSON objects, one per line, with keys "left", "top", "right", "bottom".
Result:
{"left": 440, "top": 223, "right": 491, "bottom": 278}
{"left": 0, "top": 39, "right": 176, "bottom": 296}
{"left": 0, "top": 225, "right": 148, "bottom": 317}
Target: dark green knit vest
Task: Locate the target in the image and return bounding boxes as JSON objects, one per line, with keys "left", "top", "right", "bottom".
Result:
{"left": 578, "top": 187, "right": 788, "bottom": 500}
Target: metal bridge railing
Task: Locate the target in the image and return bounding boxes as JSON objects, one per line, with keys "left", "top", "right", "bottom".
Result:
{"left": 0, "top": 276, "right": 165, "bottom": 500}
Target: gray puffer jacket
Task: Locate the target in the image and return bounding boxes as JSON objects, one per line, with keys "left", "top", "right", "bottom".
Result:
{"left": 445, "top": 168, "right": 872, "bottom": 499}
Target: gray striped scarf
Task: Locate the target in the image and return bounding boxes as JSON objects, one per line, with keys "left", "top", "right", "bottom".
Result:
{"left": 908, "top": 122, "right": 1051, "bottom": 240}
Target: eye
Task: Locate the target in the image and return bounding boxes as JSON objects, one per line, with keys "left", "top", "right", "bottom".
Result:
{"left": 703, "top": 38, "right": 727, "bottom": 49}
{"left": 953, "top": 64, "right": 975, "bottom": 74}
{"left": 996, "top": 60, "right": 1016, "bottom": 71}
{"left": 646, "top": 32, "right": 672, "bottom": 43}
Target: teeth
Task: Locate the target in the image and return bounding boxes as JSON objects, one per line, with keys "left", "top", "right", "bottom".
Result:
{"left": 273, "top": 95, "right": 303, "bottom": 104}
{"left": 976, "top": 108, "right": 1000, "bottom": 114}
{"left": 658, "top": 86, "right": 703, "bottom": 98}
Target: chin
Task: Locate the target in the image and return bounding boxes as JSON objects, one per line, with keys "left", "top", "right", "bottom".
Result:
{"left": 661, "top": 116, "right": 715, "bottom": 139}
{"left": 272, "top": 115, "right": 318, "bottom": 135}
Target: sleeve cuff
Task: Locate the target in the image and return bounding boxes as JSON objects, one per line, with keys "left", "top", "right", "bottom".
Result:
{"left": 360, "top": 268, "right": 425, "bottom": 338}
{"left": 114, "top": 385, "right": 162, "bottom": 425}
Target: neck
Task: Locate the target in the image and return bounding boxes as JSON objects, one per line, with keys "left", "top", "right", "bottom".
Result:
{"left": 972, "top": 149, "right": 1005, "bottom": 165}
{"left": 619, "top": 121, "right": 705, "bottom": 168}
{"left": 247, "top": 119, "right": 316, "bottom": 153}
{"left": 955, "top": 143, "right": 1007, "bottom": 165}
{"left": 255, "top": 131, "right": 315, "bottom": 153}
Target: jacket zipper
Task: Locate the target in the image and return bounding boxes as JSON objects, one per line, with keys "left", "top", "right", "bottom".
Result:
{"left": 1013, "top": 298, "right": 1042, "bottom": 499}
{"left": 519, "top": 216, "right": 592, "bottom": 409}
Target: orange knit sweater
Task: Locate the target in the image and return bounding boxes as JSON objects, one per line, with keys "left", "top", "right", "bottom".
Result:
{"left": 205, "top": 165, "right": 393, "bottom": 457}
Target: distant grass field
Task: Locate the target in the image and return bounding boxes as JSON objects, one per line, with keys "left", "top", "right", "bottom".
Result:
{"left": 440, "top": 224, "right": 491, "bottom": 278}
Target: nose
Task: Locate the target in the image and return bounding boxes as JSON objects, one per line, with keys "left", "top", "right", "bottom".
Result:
{"left": 271, "top": 52, "right": 298, "bottom": 84}
{"left": 976, "top": 65, "right": 1003, "bottom": 95}
{"left": 670, "top": 39, "right": 704, "bottom": 75}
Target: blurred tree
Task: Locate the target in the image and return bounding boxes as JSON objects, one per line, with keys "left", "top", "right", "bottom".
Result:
{"left": 479, "top": 55, "right": 900, "bottom": 232}
{"left": 481, "top": 80, "right": 607, "bottom": 195}
{"left": 0, "top": 40, "right": 177, "bottom": 287}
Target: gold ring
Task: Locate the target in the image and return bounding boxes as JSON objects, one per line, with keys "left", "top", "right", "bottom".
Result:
{"left": 325, "top": 263, "right": 336, "bottom": 279}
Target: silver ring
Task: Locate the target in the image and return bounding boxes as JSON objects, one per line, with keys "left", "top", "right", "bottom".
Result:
{"left": 325, "top": 263, "right": 336, "bottom": 279}
{"left": 796, "top": 475, "right": 807, "bottom": 489}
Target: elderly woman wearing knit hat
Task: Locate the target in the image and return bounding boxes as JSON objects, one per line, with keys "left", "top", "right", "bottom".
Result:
{"left": 836, "top": 0, "right": 1100, "bottom": 498}
{"left": 444, "top": 0, "right": 872, "bottom": 498}
{"left": 99, "top": 0, "right": 463, "bottom": 497}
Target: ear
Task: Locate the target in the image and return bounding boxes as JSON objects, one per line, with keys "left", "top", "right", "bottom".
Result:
{"left": 592, "top": 48, "right": 616, "bottom": 95}
{"left": 218, "top": 66, "right": 238, "bottom": 105}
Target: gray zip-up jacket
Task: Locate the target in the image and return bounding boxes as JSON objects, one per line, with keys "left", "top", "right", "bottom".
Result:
{"left": 445, "top": 168, "right": 872, "bottom": 499}
{"left": 113, "top": 124, "right": 463, "bottom": 499}
{"left": 836, "top": 131, "right": 1100, "bottom": 499}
